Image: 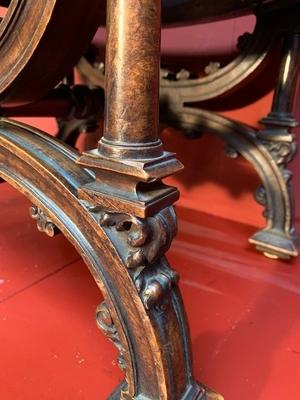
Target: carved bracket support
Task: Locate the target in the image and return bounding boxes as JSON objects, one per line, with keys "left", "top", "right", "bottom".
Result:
{"left": 99, "top": 207, "right": 179, "bottom": 310}
{"left": 252, "top": 133, "right": 298, "bottom": 258}
{"left": 96, "top": 302, "right": 127, "bottom": 371}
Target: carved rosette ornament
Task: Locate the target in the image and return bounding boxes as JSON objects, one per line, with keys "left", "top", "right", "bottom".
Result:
{"left": 237, "top": 32, "right": 252, "bottom": 51}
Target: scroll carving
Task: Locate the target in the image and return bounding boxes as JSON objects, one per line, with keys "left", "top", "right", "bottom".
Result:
{"left": 30, "top": 205, "right": 60, "bottom": 237}
{"left": 262, "top": 137, "right": 297, "bottom": 167}
{"left": 100, "top": 207, "right": 179, "bottom": 310}
{"left": 255, "top": 135, "right": 297, "bottom": 238}
{"left": 96, "top": 302, "right": 126, "bottom": 372}
{"left": 100, "top": 207, "right": 177, "bottom": 268}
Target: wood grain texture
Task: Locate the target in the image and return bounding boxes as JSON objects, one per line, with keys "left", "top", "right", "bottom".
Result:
{"left": 99, "top": 0, "right": 163, "bottom": 159}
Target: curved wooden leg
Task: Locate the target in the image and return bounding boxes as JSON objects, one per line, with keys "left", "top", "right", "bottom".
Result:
{"left": 0, "top": 119, "right": 222, "bottom": 399}
{"left": 254, "top": 31, "right": 300, "bottom": 259}
{"left": 160, "top": 106, "right": 298, "bottom": 259}
{"left": 158, "top": 9, "right": 300, "bottom": 260}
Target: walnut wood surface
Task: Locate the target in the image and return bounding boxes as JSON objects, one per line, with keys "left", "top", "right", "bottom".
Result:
{"left": 99, "top": 0, "right": 163, "bottom": 160}
{"left": 161, "top": 0, "right": 300, "bottom": 25}
{"left": 77, "top": 0, "right": 221, "bottom": 397}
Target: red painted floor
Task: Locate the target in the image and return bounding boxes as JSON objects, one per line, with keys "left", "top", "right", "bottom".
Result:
{"left": 1, "top": 182, "right": 300, "bottom": 399}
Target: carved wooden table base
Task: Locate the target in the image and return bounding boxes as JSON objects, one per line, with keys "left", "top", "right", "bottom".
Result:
{"left": 0, "top": 0, "right": 224, "bottom": 398}
{"left": 2, "top": 1, "right": 300, "bottom": 398}
{"left": 73, "top": 4, "right": 300, "bottom": 260}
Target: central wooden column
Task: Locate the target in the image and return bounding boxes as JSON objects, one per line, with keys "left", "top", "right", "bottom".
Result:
{"left": 77, "top": 1, "right": 221, "bottom": 399}
{"left": 78, "top": 0, "right": 182, "bottom": 218}
{"left": 99, "top": 0, "right": 163, "bottom": 160}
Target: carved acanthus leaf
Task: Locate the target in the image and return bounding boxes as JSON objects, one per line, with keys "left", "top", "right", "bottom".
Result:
{"left": 262, "top": 137, "right": 297, "bottom": 167}
{"left": 254, "top": 186, "right": 269, "bottom": 219}
{"left": 133, "top": 259, "right": 179, "bottom": 310}
{"left": 255, "top": 134, "right": 297, "bottom": 231}
{"left": 96, "top": 302, "right": 126, "bottom": 371}
{"left": 100, "top": 207, "right": 178, "bottom": 309}
{"left": 100, "top": 207, "right": 177, "bottom": 269}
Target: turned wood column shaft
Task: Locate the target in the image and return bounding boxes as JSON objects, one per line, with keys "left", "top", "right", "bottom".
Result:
{"left": 261, "top": 32, "right": 300, "bottom": 128}
{"left": 271, "top": 33, "right": 300, "bottom": 119}
{"left": 98, "top": 0, "right": 163, "bottom": 159}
